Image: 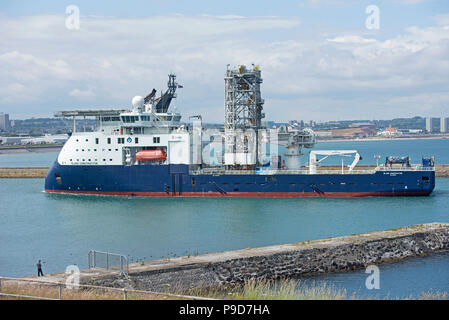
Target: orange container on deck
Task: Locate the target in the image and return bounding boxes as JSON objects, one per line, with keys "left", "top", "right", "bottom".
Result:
{"left": 136, "top": 149, "right": 166, "bottom": 161}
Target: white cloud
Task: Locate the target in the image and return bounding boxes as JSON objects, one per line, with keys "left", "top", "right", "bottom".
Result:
{"left": 327, "top": 35, "right": 377, "bottom": 44}
{"left": 0, "top": 13, "right": 448, "bottom": 121}
{"left": 69, "top": 88, "right": 96, "bottom": 99}
{"left": 435, "top": 13, "right": 449, "bottom": 26}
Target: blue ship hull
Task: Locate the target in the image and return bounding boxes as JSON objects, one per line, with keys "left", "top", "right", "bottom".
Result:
{"left": 45, "top": 162, "right": 435, "bottom": 197}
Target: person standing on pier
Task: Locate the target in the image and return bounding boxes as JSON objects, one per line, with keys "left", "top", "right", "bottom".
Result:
{"left": 37, "top": 260, "right": 44, "bottom": 277}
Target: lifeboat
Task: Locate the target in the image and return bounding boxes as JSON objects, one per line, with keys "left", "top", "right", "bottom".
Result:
{"left": 136, "top": 149, "right": 166, "bottom": 162}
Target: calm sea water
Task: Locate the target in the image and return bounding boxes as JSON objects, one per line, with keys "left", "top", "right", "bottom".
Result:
{"left": 0, "top": 150, "right": 59, "bottom": 167}
{"left": 0, "top": 138, "right": 449, "bottom": 299}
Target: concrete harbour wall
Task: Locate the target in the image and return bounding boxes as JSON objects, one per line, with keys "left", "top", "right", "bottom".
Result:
{"left": 86, "top": 223, "right": 449, "bottom": 292}
{"left": 0, "top": 167, "right": 49, "bottom": 178}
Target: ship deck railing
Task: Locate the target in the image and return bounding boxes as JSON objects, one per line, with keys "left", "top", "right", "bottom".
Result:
{"left": 190, "top": 165, "right": 434, "bottom": 175}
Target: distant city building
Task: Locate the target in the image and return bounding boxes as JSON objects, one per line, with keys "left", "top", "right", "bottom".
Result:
{"left": 0, "top": 136, "right": 26, "bottom": 144}
{"left": 426, "top": 117, "right": 432, "bottom": 133}
{"left": 0, "top": 113, "right": 10, "bottom": 132}
{"left": 406, "top": 129, "right": 423, "bottom": 134}
{"left": 378, "top": 127, "right": 402, "bottom": 137}
{"left": 20, "top": 134, "right": 68, "bottom": 145}
{"left": 441, "top": 117, "right": 447, "bottom": 133}
{"left": 0, "top": 134, "right": 68, "bottom": 145}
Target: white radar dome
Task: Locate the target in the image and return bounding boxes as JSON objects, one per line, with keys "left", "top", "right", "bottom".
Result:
{"left": 132, "top": 96, "right": 144, "bottom": 111}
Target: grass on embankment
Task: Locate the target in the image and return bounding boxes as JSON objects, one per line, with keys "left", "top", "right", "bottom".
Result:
{"left": 184, "top": 279, "right": 449, "bottom": 300}
{"left": 184, "top": 279, "right": 347, "bottom": 300}
{"left": 0, "top": 282, "right": 177, "bottom": 300}
{"left": 0, "top": 279, "right": 345, "bottom": 300}
{"left": 1, "top": 279, "right": 448, "bottom": 300}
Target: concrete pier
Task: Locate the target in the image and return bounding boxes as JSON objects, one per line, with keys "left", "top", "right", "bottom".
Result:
{"left": 0, "top": 167, "right": 49, "bottom": 178}
{"left": 24, "top": 223, "right": 449, "bottom": 293}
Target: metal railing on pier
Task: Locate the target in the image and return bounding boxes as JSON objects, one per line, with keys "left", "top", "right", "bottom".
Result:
{"left": 88, "top": 250, "right": 129, "bottom": 276}
{"left": 0, "top": 276, "right": 215, "bottom": 300}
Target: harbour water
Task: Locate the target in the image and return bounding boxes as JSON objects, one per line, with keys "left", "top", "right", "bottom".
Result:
{"left": 0, "top": 138, "right": 449, "bottom": 299}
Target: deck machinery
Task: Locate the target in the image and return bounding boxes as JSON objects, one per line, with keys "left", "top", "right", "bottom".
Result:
{"left": 224, "top": 64, "right": 315, "bottom": 170}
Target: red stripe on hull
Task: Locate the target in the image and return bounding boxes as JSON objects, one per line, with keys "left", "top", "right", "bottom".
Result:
{"left": 45, "top": 189, "right": 432, "bottom": 198}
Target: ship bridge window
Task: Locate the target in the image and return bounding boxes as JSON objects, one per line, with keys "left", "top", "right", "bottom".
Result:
{"left": 121, "top": 116, "right": 138, "bottom": 123}
{"left": 141, "top": 116, "right": 151, "bottom": 121}
{"left": 102, "top": 116, "right": 120, "bottom": 122}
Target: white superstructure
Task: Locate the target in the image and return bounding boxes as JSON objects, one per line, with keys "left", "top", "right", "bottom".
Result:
{"left": 56, "top": 74, "right": 190, "bottom": 167}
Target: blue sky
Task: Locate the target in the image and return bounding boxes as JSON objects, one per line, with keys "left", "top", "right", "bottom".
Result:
{"left": 1, "top": 0, "right": 449, "bottom": 121}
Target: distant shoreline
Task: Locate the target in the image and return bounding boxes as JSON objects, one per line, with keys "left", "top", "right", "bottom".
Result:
{"left": 317, "top": 135, "right": 449, "bottom": 143}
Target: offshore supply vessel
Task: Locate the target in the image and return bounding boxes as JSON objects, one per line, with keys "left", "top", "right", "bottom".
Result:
{"left": 45, "top": 65, "right": 435, "bottom": 197}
